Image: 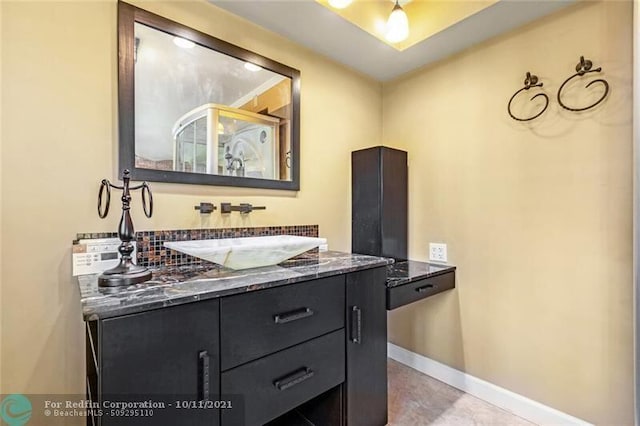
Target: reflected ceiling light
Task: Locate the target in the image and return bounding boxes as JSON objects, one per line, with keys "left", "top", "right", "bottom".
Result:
{"left": 386, "top": 0, "right": 409, "bottom": 43}
{"left": 173, "top": 37, "right": 195, "bottom": 49}
{"left": 328, "top": 0, "right": 352, "bottom": 9}
{"left": 217, "top": 122, "right": 225, "bottom": 135}
{"left": 244, "top": 62, "right": 262, "bottom": 72}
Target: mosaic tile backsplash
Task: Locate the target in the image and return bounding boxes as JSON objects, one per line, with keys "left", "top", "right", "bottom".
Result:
{"left": 76, "top": 225, "right": 319, "bottom": 268}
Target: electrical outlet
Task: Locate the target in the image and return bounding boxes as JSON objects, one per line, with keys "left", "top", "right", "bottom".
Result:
{"left": 429, "top": 243, "right": 448, "bottom": 263}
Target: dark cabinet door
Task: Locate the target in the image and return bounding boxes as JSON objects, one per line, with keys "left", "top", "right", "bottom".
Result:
{"left": 100, "top": 299, "right": 220, "bottom": 426}
{"left": 352, "top": 146, "right": 408, "bottom": 260}
{"left": 345, "top": 267, "right": 388, "bottom": 426}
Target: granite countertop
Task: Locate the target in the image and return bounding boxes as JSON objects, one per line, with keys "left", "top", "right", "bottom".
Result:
{"left": 78, "top": 250, "right": 393, "bottom": 321}
{"left": 386, "top": 260, "right": 456, "bottom": 288}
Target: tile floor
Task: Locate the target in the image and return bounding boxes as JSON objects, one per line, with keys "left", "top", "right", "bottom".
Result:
{"left": 388, "top": 359, "right": 536, "bottom": 426}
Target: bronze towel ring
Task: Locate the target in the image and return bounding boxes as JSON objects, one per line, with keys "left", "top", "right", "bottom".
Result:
{"left": 507, "top": 72, "right": 549, "bottom": 122}
{"left": 557, "top": 56, "right": 609, "bottom": 112}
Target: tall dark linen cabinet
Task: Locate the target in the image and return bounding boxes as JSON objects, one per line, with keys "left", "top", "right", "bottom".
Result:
{"left": 352, "top": 146, "right": 408, "bottom": 260}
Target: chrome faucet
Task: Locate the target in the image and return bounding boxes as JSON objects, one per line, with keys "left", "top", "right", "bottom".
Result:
{"left": 224, "top": 147, "right": 245, "bottom": 177}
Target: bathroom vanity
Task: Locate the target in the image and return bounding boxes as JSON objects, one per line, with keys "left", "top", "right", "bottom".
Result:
{"left": 79, "top": 251, "right": 391, "bottom": 426}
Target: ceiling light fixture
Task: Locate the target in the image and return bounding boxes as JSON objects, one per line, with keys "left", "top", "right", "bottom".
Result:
{"left": 386, "top": 0, "right": 409, "bottom": 43}
{"left": 244, "top": 62, "right": 262, "bottom": 72}
{"left": 173, "top": 37, "right": 195, "bottom": 49}
{"left": 328, "top": 0, "right": 352, "bottom": 9}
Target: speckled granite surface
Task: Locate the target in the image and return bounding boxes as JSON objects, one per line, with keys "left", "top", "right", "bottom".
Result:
{"left": 386, "top": 260, "right": 456, "bottom": 288}
{"left": 78, "top": 250, "right": 392, "bottom": 321}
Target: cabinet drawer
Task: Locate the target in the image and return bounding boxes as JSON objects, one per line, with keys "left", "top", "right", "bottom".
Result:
{"left": 221, "top": 329, "right": 345, "bottom": 426}
{"left": 386, "top": 271, "right": 455, "bottom": 310}
{"left": 220, "top": 276, "right": 345, "bottom": 370}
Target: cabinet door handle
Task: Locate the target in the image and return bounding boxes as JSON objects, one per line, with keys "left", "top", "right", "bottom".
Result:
{"left": 273, "top": 367, "right": 315, "bottom": 391}
{"left": 273, "top": 307, "right": 314, "bottom": 324}
{"left": 198, "top": 350, "right": 210, "bottom": 401}
{"left": 350, "top": 306, "right": 362, "bottom": 344}
{"left": 415, "top": 283, "right": 438, "bottom": 293}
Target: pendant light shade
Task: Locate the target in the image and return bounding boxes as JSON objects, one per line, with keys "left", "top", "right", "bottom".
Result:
{"left": 386, "top": 1, "right": 409, "bottom": 43}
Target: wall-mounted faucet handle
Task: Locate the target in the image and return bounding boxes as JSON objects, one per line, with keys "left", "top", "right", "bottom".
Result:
{"left": 220, "top": 203, "right": 266, "bottom": 214}
{"left": 195, "top": 202, "right": 216, "bottom": 214}
{"left": 239, "top": 203, "right": 267, "bottom": 214}
{"left": 220, "top": 203, "right": 233, "bottom": 214}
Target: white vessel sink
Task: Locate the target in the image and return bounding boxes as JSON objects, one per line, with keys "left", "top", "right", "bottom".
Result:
{"left": 164, "top": 235, "right": 327, "bottom": 270}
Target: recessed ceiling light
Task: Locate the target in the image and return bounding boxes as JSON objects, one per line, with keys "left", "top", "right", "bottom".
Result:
{"left": 328, "top": 0, "right": 352, "bottom": 9}
{"left": 173, "top": 37, "right": 195, "bottom": 49}
{"left": 386, "top": 0, "right": 409, "bottom": 43}
{"left": 244, "top": 62, "right": 262, "bottom": 72}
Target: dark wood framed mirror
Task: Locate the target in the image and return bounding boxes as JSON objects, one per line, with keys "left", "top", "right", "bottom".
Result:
{"left": 118, "top": 1, "right": 301, "bottom": 190}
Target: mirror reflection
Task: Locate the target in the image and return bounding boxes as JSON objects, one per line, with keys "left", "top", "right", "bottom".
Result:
{"left": 133, "top": 23, "right": 292, "bottom": 181}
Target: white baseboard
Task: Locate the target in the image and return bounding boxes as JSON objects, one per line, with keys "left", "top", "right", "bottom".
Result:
{"left": 387, "top": 343, "right": 592, "bottom": 426}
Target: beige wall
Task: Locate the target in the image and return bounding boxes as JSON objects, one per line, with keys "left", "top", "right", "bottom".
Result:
{"left": 0, "top": 0, "right": 4, "bottom": 396}
{"left": 635, "top": 0, "right": 640, "bottom": 422}
{"left": 0, "top": 0, "right": 381, "bottom": 419}
{"left": 383, "top": 1, "right": 633, "bottom": 424}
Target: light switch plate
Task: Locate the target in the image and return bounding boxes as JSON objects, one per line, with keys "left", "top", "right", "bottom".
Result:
{"left": 72, "top": 238, "right": 136, "bottom": 276}
{"left": 429, "top": 243, "right": 448, "bottom": 263}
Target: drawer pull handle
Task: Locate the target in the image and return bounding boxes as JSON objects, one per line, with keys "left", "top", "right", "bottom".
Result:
{"left": 273, "top": 368, "right": 315, "bottom": 391}
{"left": 198, "top": 350, "right": 210, "bottom": 401}
{"left": 273, "top": 307, "right": 314, "bottom": 324}
{"left": 350, "top": 306, "right": 362, "bottom": 344}
{"left": 415, "top": 284, "right": 438, "bottom": 293}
